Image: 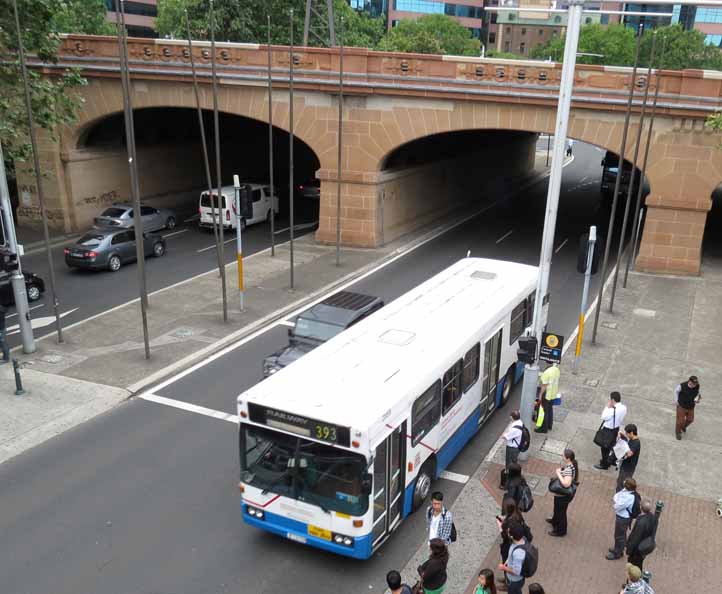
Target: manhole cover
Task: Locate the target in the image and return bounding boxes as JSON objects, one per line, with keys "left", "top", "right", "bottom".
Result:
{"left": 540, "top": 437, "right": 568, "bottom": 455}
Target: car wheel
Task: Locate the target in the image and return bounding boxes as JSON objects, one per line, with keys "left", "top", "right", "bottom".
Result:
{"left": 108, "top": 255, "right": 121, "bottom": 272}
{"left": 26, "top": 284, "right": 41, "bottom": 302}
{"left": 412, "top": 460, "right": 435, "bottom": 512}
{"left": 153, "top": 242, "right": 165, "bottom": 257}
{"left": 500, "top": 368, "right": 515, "bottom": 407}
{"left": 165, "top": 216, "right": 176, "bottom": 230}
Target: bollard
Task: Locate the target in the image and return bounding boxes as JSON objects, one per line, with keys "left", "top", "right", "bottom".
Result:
{"left": 642, "top": 570, "right": 652, "bottom": 584}
{"left": 12, "top": 358, "right": 25, "bottom": 395}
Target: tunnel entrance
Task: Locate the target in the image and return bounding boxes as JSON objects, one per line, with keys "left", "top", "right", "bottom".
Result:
{"left": 73, "top": 107, "right": 320, "bottom": 231}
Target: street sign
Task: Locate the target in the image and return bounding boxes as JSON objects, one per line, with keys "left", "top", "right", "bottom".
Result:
{"left": 539, "top": 331, "right": 564, "bottom": 364}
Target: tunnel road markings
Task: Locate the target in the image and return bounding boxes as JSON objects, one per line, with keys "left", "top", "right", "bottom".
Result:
{"left": 197, "top": 237, "right": 236, "bottom": 253}
{"left": 7, "top": 303, "right": 45, "bottom": 319}
{"left": 495, "top": 229, "right": 514, "bottom": 244}
{"left": 554, "top": 238, "right": 569, "bottom": 254}
{"left": 162, "top": 229, "right": 189, "bottom": 239}
{"left": 140, "top": 393, "right": 239, "bottom": 424}
{"left": 439, "top": 470, "right": 470, "bottom": 484}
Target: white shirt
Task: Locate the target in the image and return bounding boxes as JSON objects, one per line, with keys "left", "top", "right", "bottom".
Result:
{"left": 601, "top": 403, "right": 627, "bottom": 429}
{"left": 429, "top": 512, "right": 441, "bottom": 541}
{"left": 503, "top": 420, "right": 524, "bottom": 448}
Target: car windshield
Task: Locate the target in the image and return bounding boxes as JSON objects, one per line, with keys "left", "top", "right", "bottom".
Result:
{"left": 294, "top": 316, "right": 344, "bottom": 342}
{"left": 240, "top": 425, "right": 368, "bottom": 516}
{"left": 77, "top": 233, "right": 105, "bottom": 247}
{"left": 201, "top": 193, "right": 227, "bottom": 209}
{"left": 100, "top": 208, "right": 127, "bottom": 218}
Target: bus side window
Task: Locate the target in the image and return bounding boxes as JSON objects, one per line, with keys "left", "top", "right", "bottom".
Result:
{"left": 525, "top": 291, "right": 536, "bottom": 328}
{"left": 442, "top": 359, "right": 463, "bottom": 415}
{"left": 411, "top": 381, "right": 441, "bottom": 446}
{"left": 462, "top": 343, "right": 480, "bottom": 392}
{"left": 510, "top": 300, "right": 526, "bottom": 344}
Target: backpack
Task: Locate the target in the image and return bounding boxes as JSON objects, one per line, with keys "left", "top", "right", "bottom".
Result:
{"left": 450, "top": 521, "right": 458, "bottom": 543}
{"left": 518, "top": 481, "right": 534, "bottom": 513}
{"left": 519, "top": 542, "right": 539, "bottom": 578}
{"left": 518, "top": 424, "right": 531, "bottom": 453}
{"left": 629, "top": 492, "right": 642, "bottom": 520}
{"left": 522, "top": 520, "right": 534, "bottom": 543}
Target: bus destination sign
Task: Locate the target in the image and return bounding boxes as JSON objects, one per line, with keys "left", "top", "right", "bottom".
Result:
{"left": 248, "top": 403, "right": 350, "bottom": 447}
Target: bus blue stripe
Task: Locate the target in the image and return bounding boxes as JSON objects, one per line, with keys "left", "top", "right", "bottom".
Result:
{"left": 241, "top": 504, "right": 373, "bottom": 559}
{"left": 435, "top": 407, "right": 482, "bottom": 476}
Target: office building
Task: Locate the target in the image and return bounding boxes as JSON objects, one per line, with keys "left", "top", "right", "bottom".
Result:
{"left": 386, "top": 0, "right": 485, "bottom": 39}
{"left": 105, "top": 0, "right": 158, "bottom": 38}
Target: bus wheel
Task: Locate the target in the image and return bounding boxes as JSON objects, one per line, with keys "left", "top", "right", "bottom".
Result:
{"left": 412, "top": 461, "right": 434, "bottom": 511}
{"left": 500, "top": 368, "right": 514, "bottom": 407}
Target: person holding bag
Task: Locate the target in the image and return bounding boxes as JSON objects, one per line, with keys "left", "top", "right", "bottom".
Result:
{"left": 416, "top": 538, "right": 449, "bottom": 594}
{"left": 546, "top": 449, "right": 579, "bottom": 537}
{"left": 594, "top": 392, "right": 627, "bottom": 470}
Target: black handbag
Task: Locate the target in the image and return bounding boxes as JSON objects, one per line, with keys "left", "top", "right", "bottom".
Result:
{"left": 548, "top": 477, "right": 577, "bottom": 497}
{"left": 593, "top": 408, "right": 616, "bottom": 449}
{"left": 637, "top": 535, "right": 656, "bottom": 556}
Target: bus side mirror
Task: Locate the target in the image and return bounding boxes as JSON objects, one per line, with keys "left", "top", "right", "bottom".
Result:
{"left": 361, "top": 473, "right": 373, "bottom": 495}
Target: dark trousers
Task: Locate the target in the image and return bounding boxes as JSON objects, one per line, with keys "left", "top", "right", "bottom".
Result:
{"left": 507, "top": 578, "right": 525, "bottom": 594}
{"left": 0, "top": 328, "right": 9, "bottom": 362}
{"left": 612, "top": 515, "right": 632, "bottom": 555}
{"left": 628, "top": 552, "right": 646, "bottom": 572}
{"left": 541, "top": 398, "right": 553, "bottom": 431}
{"left": 599, "top": 427, "right": 618, "bottom": 469}
{"left": 616, "top": 468, "right": 635, "bottom": 493}
{"left": 505, "top": 446, "right": 519, "bottom": 469}
{"left": 551, "top": 494, "right": 572, "bottom": 535}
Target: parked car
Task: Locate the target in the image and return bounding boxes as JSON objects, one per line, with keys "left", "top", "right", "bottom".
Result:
{"left": 93, "top": 203, "right": 176, "bottom": 232}
{"left": 64, "top": 228, "right": 166, "bottom": 272}
{"left": 199, "top": 183, "right": 278, "bottom": 231}
{"left": 262, "top": 291, "right": 384, "bottom": 377}
{"left": 297, "top": 179, "right": 320, "bottom": 200}
{"left": 0, "top": 270, "right": 45, "bottom": 306}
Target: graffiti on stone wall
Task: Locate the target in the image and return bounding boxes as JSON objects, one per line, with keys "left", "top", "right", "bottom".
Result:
{"left": 76, "top": 190, "right": 120, "bottom": 207}
{"left": 16, "top": 206, "right": 64, "bottom": 222}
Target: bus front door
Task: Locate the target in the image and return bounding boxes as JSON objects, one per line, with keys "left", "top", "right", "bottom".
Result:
{"left": 371, "top": 422, "right": 406, "bottom": 549}
{"left": 479, "top": 328, "right": 503, "bottom": 422}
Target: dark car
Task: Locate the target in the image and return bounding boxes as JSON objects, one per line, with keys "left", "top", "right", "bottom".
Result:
{"left": 297, "top": 179, "right": 320, "bottom": 201}
{"left": 0, "top": 270, "right": 45, "bottom": 306}
{"left": 262, "top": 291, "right": 384, "bottom": 377}
{"left": 64, "top": 228, "right": 166, "bottom": 272}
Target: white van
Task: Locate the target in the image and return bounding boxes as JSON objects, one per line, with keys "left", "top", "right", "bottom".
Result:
{"left": 199, "top": 183, "right": 278, "bottom": 231}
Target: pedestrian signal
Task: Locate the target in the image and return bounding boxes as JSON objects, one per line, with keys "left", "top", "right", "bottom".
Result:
{"left": 517, "top": 335, "right": 537, "bottom": 365}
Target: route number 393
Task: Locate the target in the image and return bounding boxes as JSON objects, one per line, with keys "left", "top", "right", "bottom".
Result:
{"left": 315, "top": 424, "right": 337, "bottom": 442}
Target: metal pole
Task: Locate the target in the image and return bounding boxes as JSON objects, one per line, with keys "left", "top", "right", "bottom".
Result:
{"left": 573, "top": 226, "right": 596, "bottom": 372}
{"left": 520, "top": 0, "right": 584, "bottom": 435}
{"left": 625, "top": 38, "right": 665, "bottom": 287}
{"left": 118, "top": 0, "right": 150, "bottom": 359}
{"left": 11, "top": 0, "right": 63, "bottom": 344}
{"left": 335, "top": 18, "right": 344, "bottom": 267}
{"left": 210, "top": 0, "right": 229, "bottom": 321}
{"left": 591, "top": 26, "right": 643, "bottom": 344}
{"left": 185, "top": 9, "right": 224, "bottom": 281}
{"left": 289, "top": 9, "right": 295, "bottom": 290}
{"left": 0, "top": 142, "right": 35, "bottom": 353}
{"left": 609, "top": 32, "right": 656, "bottom": 312}
{"left": 546, "top": 134, "right": 551, "bottom": 167}
{"left": 267, "top": 15, "right": 276, "bottom": 257}
{"left": 233, "top": 175, "right": 244, "bottom": 311}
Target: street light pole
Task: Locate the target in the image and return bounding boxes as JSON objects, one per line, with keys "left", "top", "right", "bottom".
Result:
{"left": 267, "top": 15, "right": 276, "bottom": 257}
{"left": 335, "top": 17, "right": 344, "bottom": 267}
{"left": 289, "top": 8, "right": 295, "bottom": 290}
{"left": 519, "top": 0, "right": 585, "bottom": 434}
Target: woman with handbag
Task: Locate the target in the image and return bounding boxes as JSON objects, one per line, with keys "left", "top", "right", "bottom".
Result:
{"left": 547, "top": 448, "right": 579, "bottom": 537}
{"left": 416, "top": 538, "right": 449, "bottom": 594}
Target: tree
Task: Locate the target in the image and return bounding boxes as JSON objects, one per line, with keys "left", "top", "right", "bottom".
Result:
{"left": 0, "top": 0, "right": 110, "bottom": 184}
{"left": 531, "top": 24, "right": 635, "bottom": 66}
{"left": 376, "top": 14, "right": 480, "bottom": 56}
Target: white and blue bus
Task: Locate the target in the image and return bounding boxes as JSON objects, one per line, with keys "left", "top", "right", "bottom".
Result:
{"left": 237, "top": 258, "right": 541, "bottom": 559}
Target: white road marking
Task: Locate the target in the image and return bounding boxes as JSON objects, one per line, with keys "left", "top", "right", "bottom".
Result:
{"left": 554, "top": 238, "right": 569, "bottom": 254}
{"left": 496, "top": 230, "right": 513, "bottom": 244}
{"left": 162, "top": 229, "right": 189, "bottom": 239}
{"left": 7, "top": 304, "right": 44, "bottom": 319}
{"left": 197, "top": 237, "right": 235, "bottom": 253}
{"left": 7, "top": 308, "right": 78, "bottom": 335}
{"left": 439, "top": 470, "right": 470, "bottom": 484}
{"left": 580, "top": 176, "right": 588, "bottom": 183}
{"left": 278, "top": 320, "right": 295, "bottom": 327}
{"left": 140, "top": 393, "right": 239, "bottom": 424}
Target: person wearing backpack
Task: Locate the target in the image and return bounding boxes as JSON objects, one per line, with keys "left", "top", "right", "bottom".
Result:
{"left": 626, "top": 500, "right": 657, "bottom": 572}
{"left": 505, "top": 463, "right": 534, "bottom": 513}
{"left": 386, "top": 570, "right": 413, "bottom": 594}
{"left": 497, "top": 497, "right": 533, "bottom": 585}
{"left": 417, "top": 538, "right": 449, "bottom": 594}
{"left": 498, "top": 522, "right": 536, "bottom": 594}
{"left": 500, "top": 411, "right": 524, "bottom": 488}
{"left": 426, "top": 492, "right": 454, "bottom": 545}
{"left": 607, "top": 478, "right": 639, "bottom": 560}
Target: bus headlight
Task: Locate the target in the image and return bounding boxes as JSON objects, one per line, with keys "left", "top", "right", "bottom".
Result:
{"left": 247, "top": 506, "right": 265, "bottom": 520}
{"left": 332, "top": 532, "right": 354, "bottom": 547}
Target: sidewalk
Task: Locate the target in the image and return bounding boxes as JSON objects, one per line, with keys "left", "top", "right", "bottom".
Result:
{"left": 407, "top": 254, "right": 722, "bottom": 594}
{"left": 0, "top": 153, "right": 556, "bottom": 466}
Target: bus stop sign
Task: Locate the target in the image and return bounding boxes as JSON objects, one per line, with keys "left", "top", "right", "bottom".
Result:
{"left": 539, "top": 332, "right": 564, "bottom": 364}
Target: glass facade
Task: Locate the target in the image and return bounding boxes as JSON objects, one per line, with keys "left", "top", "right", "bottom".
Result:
{"left": 671, "top": 4, "right": 722, "bottom": 46}
{"left": 351, "top": 0, "right": 388, "bottom": 18}
{"left": 393, "top": 0, "right": 481, "bottom": 19}
{"left": 623, "top": 4, "right": 672, "bottom": 30}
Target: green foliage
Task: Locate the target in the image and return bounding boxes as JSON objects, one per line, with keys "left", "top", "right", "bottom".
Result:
{"left": 486, "top": 50, "right": 523, "bottom": 61}
{"left": 0, "top": 0, "right": 108, "bottom": 180}
{"left": 377, "top": 15, "right": 479, "bottom": 56}
{"left": 531, "top": 23, "right": 722, "bottom": 70}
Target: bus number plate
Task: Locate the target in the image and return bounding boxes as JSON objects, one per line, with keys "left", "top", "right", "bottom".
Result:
{"left": 308, "top": 525, "right": 332, "bottom": 541}
{"left": 287, "top": 532, "right": 307, "bottom": 544}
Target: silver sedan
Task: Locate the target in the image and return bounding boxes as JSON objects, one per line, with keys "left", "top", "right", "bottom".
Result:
{"left": 94, "top": 203, "right": 176, "bottom": 232}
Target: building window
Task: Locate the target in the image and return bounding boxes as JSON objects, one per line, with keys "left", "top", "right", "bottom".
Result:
{"left": 539, "top": 29, "right": 544, "bottom": 35}
{"left": 520, "top": 42, "right": 526, "bottom": 54}
{"left": 394, "top": 0, "right": 444, "bottom": 14}
{"left": 506, "top": 26, "right": 511, "bottom": 33}
{"left": 491, "top": 13, "right": 497, "bottom": 24}
{"left": 521, "top": 27, "right": 526, "bottom": 35}
{"left": 489, "top": 32, "right": 496, "bottom": 44}
{"left": 442, "top": 359, "right": 463, "bottom": 414}
{"left": 411, "top": 381, "right": 441, "bottom": 446}
{"left": 585, "top": 17, "right": 592, "bottom": 24}
{"left": 462, "top": 343, "right": 481, "bottom": 392}
{"left": 505, "top": 40, "right": 511, "bottom": 52}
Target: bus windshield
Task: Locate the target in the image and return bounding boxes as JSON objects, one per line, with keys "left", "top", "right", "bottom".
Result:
{"left": 240, "top": 425, "right": 368, "bottom": 516}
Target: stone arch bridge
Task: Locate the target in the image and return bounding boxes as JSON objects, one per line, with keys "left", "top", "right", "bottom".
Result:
{"left": 19, "top": 34, "right": 722, "bottom": 275}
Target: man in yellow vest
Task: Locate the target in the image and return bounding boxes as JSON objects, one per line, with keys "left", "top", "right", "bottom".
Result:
{"left": 535, "top": 362, "right": 560, "bottom": 433}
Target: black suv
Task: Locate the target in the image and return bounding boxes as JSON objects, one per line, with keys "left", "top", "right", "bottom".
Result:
{"left": 263, "top": 291, "right": 384, "bottom": 377}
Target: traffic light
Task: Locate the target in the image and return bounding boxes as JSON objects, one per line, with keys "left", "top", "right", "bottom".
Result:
{"left": 576, "top": 232, "right": 603, "bottom": 275}
{"left": 517, "top": 335, "right": 538, "bottom": 365}
{"left": 239, "top": 184, "right": 253, "bottom": 220}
